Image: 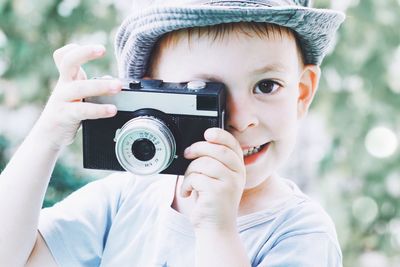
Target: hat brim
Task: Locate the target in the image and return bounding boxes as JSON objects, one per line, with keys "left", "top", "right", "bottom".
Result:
{"left": 116, "top": 5, "right": 345, "bottom": 79}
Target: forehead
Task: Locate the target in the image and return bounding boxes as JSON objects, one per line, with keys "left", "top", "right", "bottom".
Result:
{"left": 149, "top": 23, "right": 302, "bottom": 80}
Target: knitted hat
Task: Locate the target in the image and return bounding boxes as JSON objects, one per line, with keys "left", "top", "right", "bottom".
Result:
{"left": 115, "top": 0, "right": 345, "bottom": 79}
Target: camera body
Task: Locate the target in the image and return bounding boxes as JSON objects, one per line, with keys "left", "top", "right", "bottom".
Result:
{"left": 82, "top": 79, "right": 226, "bottom": 176}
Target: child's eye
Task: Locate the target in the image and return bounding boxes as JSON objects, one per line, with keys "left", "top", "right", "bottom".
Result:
{"left": 253, "top": 79, "right": 281, "bottom": 94}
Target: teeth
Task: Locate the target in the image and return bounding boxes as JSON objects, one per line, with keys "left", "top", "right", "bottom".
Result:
{"left": 243, "top": 145, "right": 263, "bottom": 157}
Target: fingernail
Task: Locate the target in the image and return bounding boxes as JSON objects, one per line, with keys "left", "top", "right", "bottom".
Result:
{"left": 107, "top": 105, "right": 117, "bottom": 114}
{"left": 184, "top": 147, "right": 191, "bottom": 156}
{"left": 204, "top": 129, "right": 214, "bottom": 139}
{"left": 110, "top": 82, "right": 122, "bottom": 93}
{"left": 93, "top": 45, "right": 105, "bottom": 55}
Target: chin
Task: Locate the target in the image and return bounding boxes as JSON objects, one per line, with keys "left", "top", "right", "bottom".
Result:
{"left": 244, "top": 167, "right": 274, "bottom": 189}
{"left": 243, "top": 155, "right": 282, "bottom": 190}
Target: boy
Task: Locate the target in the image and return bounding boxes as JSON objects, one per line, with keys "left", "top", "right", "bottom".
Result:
{"left": 0, "top": 0, "right": 345, "bottom": 266}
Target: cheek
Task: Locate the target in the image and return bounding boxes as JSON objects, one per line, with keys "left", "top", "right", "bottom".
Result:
{"left": 270, "top": 98, "right": 299, "bottom": 162}
{"left": 261, "top": 97, "right": 299, "bottom": 136}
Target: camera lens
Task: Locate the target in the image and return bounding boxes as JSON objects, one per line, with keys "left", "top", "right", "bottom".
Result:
{"left": 132, "top": 138, "right": 156, "bottom": 161}
{"left": 114, "top": 116, "right": 176, "bottom": 175}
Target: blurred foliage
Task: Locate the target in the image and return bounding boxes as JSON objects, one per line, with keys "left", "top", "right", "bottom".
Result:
{"left": 0, "top": 0, "right": 120, "bottom": 103}
{"left": 0, "top": 135, "right": 8, "bottom": 170}
{"left": 0, "top": 0, "right": 121, "bottom": 203}
{"left": 0, "top": 0, "right": 400, "bottom": 266}
{"left": 314, "top": 0, "right": 400, "bottom": 266}
{"left": 44, "top": 163, "right": 89, "bottom": 207}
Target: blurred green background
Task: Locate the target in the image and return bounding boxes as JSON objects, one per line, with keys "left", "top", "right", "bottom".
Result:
{"left": 0, "top": 0, "right": 399, "bottom": 266}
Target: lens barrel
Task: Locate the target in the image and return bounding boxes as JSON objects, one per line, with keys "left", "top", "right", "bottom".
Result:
{"left": 114, "top": 116, "right": 176, "bottom": 175}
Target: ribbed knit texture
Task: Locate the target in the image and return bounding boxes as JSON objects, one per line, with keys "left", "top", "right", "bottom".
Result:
{"left": 115, "top": 0, "right": 345, "bottom": 79}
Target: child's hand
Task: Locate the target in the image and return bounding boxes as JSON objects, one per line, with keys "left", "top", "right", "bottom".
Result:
{"left": 182, "top": 127, "right": 246, "bottom": 232}
{"left": 36, "top": 44, "right": 122, "bottom": 150}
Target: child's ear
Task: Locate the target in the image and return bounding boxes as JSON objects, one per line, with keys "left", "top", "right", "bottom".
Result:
{"left": 297, "top": 64, "right": 321, "bottom": 119}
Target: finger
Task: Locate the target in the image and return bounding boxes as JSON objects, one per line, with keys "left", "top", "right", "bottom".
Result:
{"left": 77, "top": 67, "right": 88, "bottom": 80}
{"left": 53, "top": 43, "right": 79, "bottom": 69}
{"left": 204, "top": 128, "right": 243, "bottom": 160}
{"left": 185, "top": 156, "right": 234, "bottom": 182}
{"left": 55, "top": 79, "right": 122, "bottom": 102}
{"left": 66, "top": 102, "right": 117, "bottom": 122}
{"left": 181, "top": 172, "right": 219, "bottom": 198}
{"left": 58, "top": 44, "right": 106, "bottom": 82}
{"left": 184, "top": 141, "right": 242, "bottom": 173}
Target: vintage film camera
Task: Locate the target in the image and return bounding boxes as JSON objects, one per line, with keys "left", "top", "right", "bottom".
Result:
{"left": 82, "top": 79, "right": 226, "bottom": 176}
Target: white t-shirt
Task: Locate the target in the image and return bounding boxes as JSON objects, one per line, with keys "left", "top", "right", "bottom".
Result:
{"left": 39, "top": 172, "right": 342, "bottom": 267}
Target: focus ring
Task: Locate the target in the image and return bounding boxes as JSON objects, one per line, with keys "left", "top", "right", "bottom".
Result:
{"left": 114, "top": 116, "right": 176, "bottom": 175}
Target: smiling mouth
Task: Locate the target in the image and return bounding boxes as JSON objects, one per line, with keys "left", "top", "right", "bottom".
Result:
{"left": 242, "top": 142, "right": 271, "bottom": 165}
{"left": 242, "top": 142, "right": 270, "bottom": 157}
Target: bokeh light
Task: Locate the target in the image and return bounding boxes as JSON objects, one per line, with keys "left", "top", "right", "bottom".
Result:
{"left": 352, "top": 196, "right": 379, "bottom": 225}
{"left": 387, "top": 46, "right": 400, "bottom": 94}
{"left": 57, "top": 0, "right": 81, "bottom": 17}
{"left": 358, "top": 251, "right": 389, "bottom": 267}
{"left": 389, "top": 218, "right": 400, "bottom": 250}
{"left": 365, "top": 127, "right": 398, "bottom": 158}
{"left": 385, "top": 172, "right": 400, "bottom": 198}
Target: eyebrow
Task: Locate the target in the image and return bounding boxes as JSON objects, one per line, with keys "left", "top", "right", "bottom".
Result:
{"left": 195, "top": 74, "right": 223, "bottom": 82}
{"left": 250, "top": 62, "right": 288, "bottom": 75}
{"left": 193, "top": 63, "right": 289, "bottom": 82}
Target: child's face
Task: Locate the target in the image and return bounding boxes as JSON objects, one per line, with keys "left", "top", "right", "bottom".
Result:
{"left": 151, "top": 29, "right": 319, "bottom": 189}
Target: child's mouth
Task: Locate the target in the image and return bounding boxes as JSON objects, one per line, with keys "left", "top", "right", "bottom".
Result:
{"left": 243, "top": 142, "right": 271, "bottom": 165}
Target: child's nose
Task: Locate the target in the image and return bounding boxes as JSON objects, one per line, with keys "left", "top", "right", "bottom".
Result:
{"left": 226, "top": 95, "right": 259, "bottom": 133}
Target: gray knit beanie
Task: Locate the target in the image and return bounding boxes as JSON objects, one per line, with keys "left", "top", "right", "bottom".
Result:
{"left": 115, "top": 0, "right": 345, "bottom": 79}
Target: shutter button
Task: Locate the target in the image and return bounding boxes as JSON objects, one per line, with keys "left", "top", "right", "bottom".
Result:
{"left": 187, "top": 81, "right": 206, "bottom": 90}
{"left": 129, "top": 80, "right": 142, "bottom": 89}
